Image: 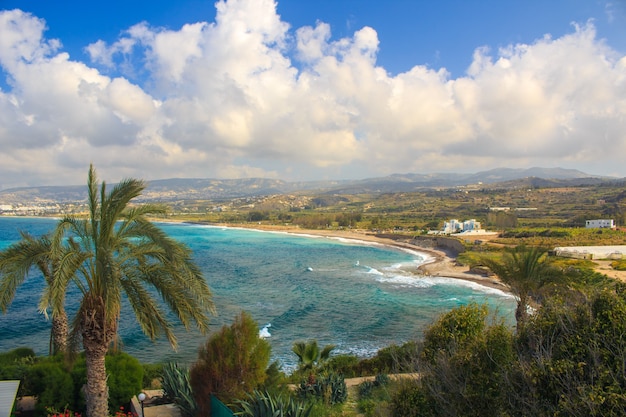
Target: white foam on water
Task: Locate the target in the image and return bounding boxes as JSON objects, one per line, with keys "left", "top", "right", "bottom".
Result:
{"left": 365, "top": 266, "right": 384, "bottom": 275}
{"left": 259, "top": 323, "right": 272, "bottom": 339}
{"left": 427, "top": 276, "right": 515, "bottom": 298}
{"left": 375, "top": 274, "right": 436, "bottom": 288}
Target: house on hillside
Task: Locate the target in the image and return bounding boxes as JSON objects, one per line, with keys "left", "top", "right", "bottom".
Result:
{"left": 439, "top": 219, "right": 483, "bottom": 234}
{"left": 586, "top": 219, "right": 615, "bottom": 229}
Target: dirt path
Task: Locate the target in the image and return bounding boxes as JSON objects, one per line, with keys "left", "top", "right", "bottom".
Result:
{"left": 593, "top": 260, "right": 626, "bottom": 282}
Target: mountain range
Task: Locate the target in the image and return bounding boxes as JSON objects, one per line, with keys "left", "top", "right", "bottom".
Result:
{"left": 0, "top": 167, "right": 621, "bottom": 205}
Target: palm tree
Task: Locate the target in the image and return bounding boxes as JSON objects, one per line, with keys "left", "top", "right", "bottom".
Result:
{"left": 480, "top": 246, "right": 560, "bottom": 327}
{"left": 0, "top": 228, "right": 84, "bottom": 355}
{"left": 58, "top": 165, "right": 215, "bottom": 417}
{"left": 292, "top": 340, "right": 335, "bottom": 372}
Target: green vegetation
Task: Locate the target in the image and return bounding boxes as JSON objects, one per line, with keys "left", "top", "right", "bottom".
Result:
{"left": 292, "top": 340, "right": 335, "bottom": 372}
{"left": 0, "top": 350, "right": 143, "bottom": 415}
{"left": 161, "top": 362, "right": 197, "bottom": 417}
{"left": 480, "top": 246, "right": 563, "bottom": 326}
{"left": 165, "top": 181, "right": 626, "bottom": 236}
{"left": 191, "top": 311, "right": 271, "bottom": 410}
{"left": 0, "top": 165, "right": 216, "bottom": 417}
{"left": 236, "top": 390, "right": 314, "bottom": 417}
{"left": 3, "top": 174, "right": 626, "bottom": 416}
{"left": 0, "top": 229, "right": 79, "bottom": 355}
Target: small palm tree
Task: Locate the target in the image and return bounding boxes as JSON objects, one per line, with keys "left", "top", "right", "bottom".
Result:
{"left": 481, "top": 246, "right": 561, "bottom": 327}
{"left": 58, "top": 165, "right": 216, "bottom": 417}
{"left": 292, "top": 340, "right": 335, "bottom": 372}
{"left": 0, "top": 228, "right": 85, "bottom": 355}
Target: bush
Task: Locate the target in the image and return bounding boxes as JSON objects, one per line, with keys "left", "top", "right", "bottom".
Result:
{"left": 106, "top": 352, "right": 144, "bottom": 410}
{"left": 514, "top": 289, "right": 626, "bottom": 416}
{"left": 142, "top": 363, "right": 164, "bottom": 389}
{"left": 391, "top": 382, "right": 435, "bottom": 417}
{"left": 322, "top": 354, "right": 359, "bottom": 377}
{"left": 191, "top": 311, "right": 271, "bottom": 411}
{"left": 27, "top": 360, "right": 74, "bottom": 415}
{"left": 611, "top": 259, "right": 626, "bottom": 271}
{"left": 421, "top": 303, "right": 488, "bottom": 364}
{"left": 0, "top": 347, "right": 36, "bottom": 365}
{"left": 356, "top": 341, "right": 420, "bottom": 375}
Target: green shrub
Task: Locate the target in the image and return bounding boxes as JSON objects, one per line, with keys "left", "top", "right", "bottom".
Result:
{"left": 191, "top": 311, "right": 271, "bottom": 412}
{"left": 611, "top": 259, "right": 626, "bottom": 271}
{"left": 391, "top": 383, "right": 434, "bottom": 417}
{"left": 323, "top": 354, "right": 359, "bottom": 377}
{"left": 142, "top": 363, "right": 164, "bottom": 389}
{"left": 261, "top": 361, "right": 288, "bottom": 393}
{"left": 106, "top": 352, "right": 144, "bottom": 410}
{"left": 0, "top": 347, "right": 36, "bottom": 365}
{"left": 356, "top": 341, "right": 420, "bottom": 375}
{"left": 421, "top": 303, "right": 488, "bottom": 364}
{"left": 358, "top": 381, "right": 375, "bottom": 399}
{"left": 357, "top": 398, "right": 377, "bottom": 416}
{"left": 27, "top": 361, "right": 74, "bottom": 415}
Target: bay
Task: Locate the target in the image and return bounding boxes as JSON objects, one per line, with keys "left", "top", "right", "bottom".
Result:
{"left": 0, "top": 217, "right": 515, "bottom": 371}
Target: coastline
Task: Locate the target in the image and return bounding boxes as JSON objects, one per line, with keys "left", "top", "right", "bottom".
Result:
{"left": 197, "top": 222, "right": 510, "bottom": 293}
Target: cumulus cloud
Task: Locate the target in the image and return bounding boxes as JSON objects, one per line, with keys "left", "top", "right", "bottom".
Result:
{"left": 0, "top": 1, "right": 625, "bottom": 189}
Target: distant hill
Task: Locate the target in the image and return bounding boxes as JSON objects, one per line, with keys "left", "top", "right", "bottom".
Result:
{"left": 0, "top": 167, "right": 619, "bottom": 205}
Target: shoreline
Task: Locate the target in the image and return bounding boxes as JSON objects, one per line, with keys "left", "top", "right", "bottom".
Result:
{"left": 192, "top": 222, "right": 510, "bottom": 293}
{"left": 0, "top": 215, "right": 509, "bottom": 292}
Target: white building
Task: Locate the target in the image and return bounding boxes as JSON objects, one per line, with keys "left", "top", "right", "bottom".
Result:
{"left": 586, "top": 219, "right": 615, "bottom": 229}
{"left": 462, "top": 219, "right": 481, "bottom": 232}
{"left": 442, "top": 219, "right": 482, "bottom": 234}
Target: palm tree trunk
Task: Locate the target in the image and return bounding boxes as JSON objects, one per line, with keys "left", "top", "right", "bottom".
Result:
{"left": 84, "top": 338, "right": 109, "bottom": 417}
{"left": 82, "top": 297, "right": 115, "bottom": 417}
{"left": 51, "top": 310, "right": 68, "bottom": 355}
{"left": 516, "top": 294, "right": 529, "bottom": 327}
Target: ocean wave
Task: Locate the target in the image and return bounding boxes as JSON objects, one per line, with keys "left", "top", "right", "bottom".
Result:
{"left": 427, "top": 276, "right": 514, "bottom": 298}
{"left": 259, "top": 323, "right": 272, "bottom": 339}
{"left": 375, "top": 274, "right": 436, "bottom": 288}
{"left": 365, "top": 266, "right": 384, "bottom": 275}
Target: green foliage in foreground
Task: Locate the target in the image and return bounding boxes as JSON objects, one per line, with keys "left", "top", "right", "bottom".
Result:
{"left": 0, "top": 351, "right": 143, "bottom": 416}
{"left": 191, "top": 311, "right": 271, "bottom": 412}
{"left": 235, "top": 390, "right": 313, "bottom": 417}
{"left": 392, "top": 288, "right": 626, "bottom": 417}
{"left": 296, "top": 371, "right": 348, "bottom": 406}
{"left": 161, "top": 362, "right": 197, "bottom": 417}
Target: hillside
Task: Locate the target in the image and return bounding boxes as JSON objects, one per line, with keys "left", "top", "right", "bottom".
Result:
{"left": 0, "top": 167, "right": 619, "bottom": 205}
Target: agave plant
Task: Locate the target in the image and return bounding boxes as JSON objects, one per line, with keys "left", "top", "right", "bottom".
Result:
{"left": 296, "top": 371, "right": 347, "bottom": 406}
{"left": 235, "top": 390, "right": 313, "bottom": 417}
{"left": 161, "top": 362, "right": 198, "bottom": 417}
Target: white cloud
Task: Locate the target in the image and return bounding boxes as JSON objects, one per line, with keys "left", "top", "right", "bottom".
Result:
{"left": 0, "top": 2, "right": 625, "bottom": 189}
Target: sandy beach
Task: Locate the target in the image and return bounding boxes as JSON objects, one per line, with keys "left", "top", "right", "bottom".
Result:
{"left": 224, "top": 223, "right": 626, "bottom": 287}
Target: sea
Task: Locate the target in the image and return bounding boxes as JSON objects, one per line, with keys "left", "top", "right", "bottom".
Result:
{"left": 0, "top": 216, "right": 515, "bottom": 371}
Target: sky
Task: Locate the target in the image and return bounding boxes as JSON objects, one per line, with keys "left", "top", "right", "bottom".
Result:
{"left": 0, "top": 0, "right": 625, "bottom": 189}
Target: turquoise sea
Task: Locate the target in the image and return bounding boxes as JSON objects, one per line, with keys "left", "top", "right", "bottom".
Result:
{"left": 0, "top": 217, "right": 515, "bottom": 371}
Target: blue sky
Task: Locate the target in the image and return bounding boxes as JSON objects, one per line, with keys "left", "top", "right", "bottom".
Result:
{"left": 6, "top": 0, "right": 625, "bottom": 77}
{"left": 0, "top": 0, "right": 625, "bottom": 188}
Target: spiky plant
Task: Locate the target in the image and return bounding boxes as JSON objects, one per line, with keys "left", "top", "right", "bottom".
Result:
{"left": 161, "top": 362, "right": 198, "bottom": 417}
{"left": 235, "top": 390, "right": 313, "bottom": 417}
